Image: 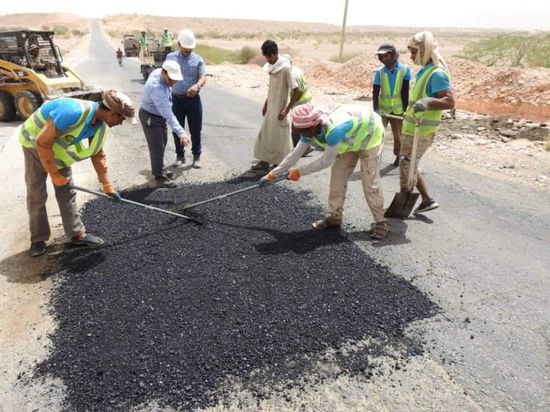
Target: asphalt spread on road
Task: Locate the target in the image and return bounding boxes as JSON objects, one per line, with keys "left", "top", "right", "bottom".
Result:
{"left": 36, "top": 178, "right": 438, "bottom": 410}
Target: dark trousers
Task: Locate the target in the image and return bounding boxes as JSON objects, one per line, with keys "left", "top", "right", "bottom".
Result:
{"left": 140, "top": 108, "right": 168, "bottom": 178}
{"left": 171, "top": 94, "right": 202, "bottom": 158}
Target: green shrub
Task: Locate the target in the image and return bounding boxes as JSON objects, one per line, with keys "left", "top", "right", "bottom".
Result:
{"left": 52, "top": 25, "right": 68, "bottom": 36}
{"left": 238, "top": 46, "right": 259, "bottom": 64}
{"left": 457, "top": 32, "right": 550, "bottom": 68}
{"left": 194, "top": 44, "right": 240, "bottom": 64}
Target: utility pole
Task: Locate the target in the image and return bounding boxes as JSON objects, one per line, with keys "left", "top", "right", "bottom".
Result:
{"left": 339, "top": 0, "right": 349, "bottom": 62}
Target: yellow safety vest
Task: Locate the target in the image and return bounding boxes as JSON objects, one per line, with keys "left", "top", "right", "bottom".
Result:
{"left": 292, "top": 68, "right": 312, "bottom": 107}
{"left": 161, "top": 32, "right": 173, "bottom": 48}
{"left": 377, "top": 64, "right": 408, "bottom": 115}
{"left": 19, "top": 99, "right": 109, "bottom": 169}
{"left": 402, "top": 65, "right": 446, "bottom": 137}
{"left": 311, "top": 106, "right": 383, "bottom": 154}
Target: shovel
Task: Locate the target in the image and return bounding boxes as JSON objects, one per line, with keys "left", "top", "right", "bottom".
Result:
{"left": 181, "top": 174, "right": 288, "bottom": 211}
{"left": 73, "top": 185, "right": 203, "bottom": 225}
{"left": 384, "top": 117, "right": 422, "bottom": 219}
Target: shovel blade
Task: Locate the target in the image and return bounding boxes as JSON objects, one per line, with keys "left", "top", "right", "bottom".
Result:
{"left": 384, "top": 192, "right": 420, "bottom": 219}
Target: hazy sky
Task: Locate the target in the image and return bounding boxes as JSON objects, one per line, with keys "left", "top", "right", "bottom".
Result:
{"left": 2, "top": 0, "right": 549, "bottom": 31}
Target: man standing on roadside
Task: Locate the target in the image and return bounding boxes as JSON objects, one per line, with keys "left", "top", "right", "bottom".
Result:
{"left": 372, "top": 43, "right": 410, "bottom": 166}
{"left": 251, "top": 40, "right": 294, "bottom": 171}
{"left": 401, "top": 31, "right": 455, "bottom": 214}
{"left": 19, "top": 91, "right": 136, "bottom": 256}
{"left": 166, "top": 28, "right": 207, "bottom": 169}
{"left": 161, "top": 28, "right": 174, "bottom": 55}
{"left": 139, "top": 60, "right": 190, "bottom": 188}
{"left": 138, "top": 30, "right": 148, "bottom": 59}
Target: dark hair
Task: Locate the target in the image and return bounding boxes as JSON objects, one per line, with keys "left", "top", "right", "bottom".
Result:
{"left": 261, "top": 40, "right": 278, "bottom": 56}
{"left": 98, "top": 102, "right": 110, "bottom": 112}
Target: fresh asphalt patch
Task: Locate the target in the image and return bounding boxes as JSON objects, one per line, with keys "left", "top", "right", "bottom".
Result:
{"left": 36, "top": 179, "right": 438, "bottom": 410}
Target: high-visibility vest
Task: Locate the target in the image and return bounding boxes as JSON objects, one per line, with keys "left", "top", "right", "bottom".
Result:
{"left": 19, "top": 99, "right": 109, "bottom": 169}
{"left": 161, "top": 32, "right": 173, "bottom": 48}
{"left": 377, "top": 64, "right": 408, "bottom": 115}
{"left": 402, "top": 65, "right": 445, "bottom": 137}
{"left": 311, "top": 106, "right": 383, "bottom": 154}
{"left": 292, "top": 67, "right": 312, "bottom": 107}
{"left": 139, "top": 36, "right": 148, "bottom": 48}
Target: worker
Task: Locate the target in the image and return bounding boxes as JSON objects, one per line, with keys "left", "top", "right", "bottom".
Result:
{"left": 161, "top": 28, "right": 174, "bottom": 54}
{"left": 138, "top": 30, "right": 148, "bottom": 59}
{"left": 116, "top": 47, "right": 123, "bottom": 67}
{"left": 165, "top": 29, "right": 207, "bottom": 169}
{"left": 259, "top": 103, "right": 390, "bottom": 240}
{"left": 372, "top": 43, "right": 411, "bottom": 166}
{"left": 19, "top": 90, "right": 136, "bottom": 257}
{"left": 251, "top": 40, "right": 293, "bottom": 171}
{"left": 27, "top": 43, "right": 55, "bottom": 74}
{"left": 280, "top": 53, "right": 313, "bottom": 150}
{"left": 401, "top": 31, "right": 455, "bottom": 214}
{"left": 139, "top": 60, "right": 190, "bottom": 188}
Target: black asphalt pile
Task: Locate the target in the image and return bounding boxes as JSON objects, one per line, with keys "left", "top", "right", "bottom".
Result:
{"left": 37, "top": 179, "right": 438, "bottom": 411}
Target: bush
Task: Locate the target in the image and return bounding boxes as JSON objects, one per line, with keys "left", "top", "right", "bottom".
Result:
{"left": 71, "top": 29, "right": 87, "bottom": 37}
{"left": 238, "top": 46, "right": 259, "bottom": 64}
{"left": 52, "top": 25, "right": 68, "bottom": 36}
{"left": 194, "top": 44, "right": 240, "bottom": 64}
{"left": 458, "top": 33, "right": 550, "bottom": 68}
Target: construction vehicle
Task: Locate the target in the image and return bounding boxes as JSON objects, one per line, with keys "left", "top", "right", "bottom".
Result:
{"left": 122, "top": 34, "right": 139, "bottom": 57}
{"left": 0, "top": 30, "right": 102, "bottom": 122}
{"left": 140, "top": 38, "right": 166, "bottom": 81}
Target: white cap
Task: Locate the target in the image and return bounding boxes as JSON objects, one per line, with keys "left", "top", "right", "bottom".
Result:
{"left": 178, "top": 29, "right": 196, "bottom": 49}
{"left": 161, "top": 60, "right": 183, "bottom": 81}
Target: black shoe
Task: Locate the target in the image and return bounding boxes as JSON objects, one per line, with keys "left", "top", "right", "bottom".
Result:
{"left": 29, "top": 241, "right": 46, "bottom": 257}
{"left": 165, "top": 171, "right": 175, "bottom": 179}
{"left": 392, "top": 156, "right": 400, "bottom": 166}
{"left": 155, "top": 176, "right": 177, "bottom": 188}
{"left": 414, "top": 198, "right": 439, "bottom": 214}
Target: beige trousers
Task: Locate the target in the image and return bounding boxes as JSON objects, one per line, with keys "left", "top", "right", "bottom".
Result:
{"left": 398, "top": 133, "right": 435, "bottom": 190}
{"left": 328, "top": 144, "right": 385, "bottom": 223}
{"left": 23, "top": 147, "right": 84, "bottom": 243}
{"left": 382, "top": 116, "right": 402, "bottom": 156}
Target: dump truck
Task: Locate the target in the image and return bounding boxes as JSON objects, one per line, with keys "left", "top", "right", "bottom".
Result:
{"left": 122, "top": 34, "right": 139, "bottom": 57}
{"left": 0, "top": 30, "right": 102, "bottom": 121}
{"left": 140, "top": 38, "right": 166, "bottom": 81}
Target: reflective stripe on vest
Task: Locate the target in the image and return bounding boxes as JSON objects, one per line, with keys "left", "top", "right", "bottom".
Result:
{"left": 19, "top": 100, "right": 108, "bottom": 169}
{"left": 402, "top": 66, "right": 444, "bottom": 137}
{"left": 161, "top": 33, "right": 172, "bottom": 47}
{"left": 378, "top": 64, "right": 408, "bottom": 115}
{"left": 312, "top": 106, "right": 383, "bottom": 154}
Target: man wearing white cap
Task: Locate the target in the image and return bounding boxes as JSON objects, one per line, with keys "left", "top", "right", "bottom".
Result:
{"left": 165, "top": 29, "right": 207, "bottom": 169}
{"left": 19, "top": 90, "right": 137, "bottom": 256}
{"left": 139, "top": 60, "right": 190, "bottom": 188}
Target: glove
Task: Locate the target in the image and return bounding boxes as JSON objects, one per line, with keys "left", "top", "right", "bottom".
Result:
{"left": 258, "top": 172, "right": 275, "bottom": 188}
{"left": 413, "top": 97, "right": 434, "bottom": 113}
{"left": 51, "top": 173, "right": 70, "bottom": 188}
{"left": 288, "top": 168, "right": 301, "bottom": 181}
{"left": 103, "top": 183, "right": 121, "bottom": 202}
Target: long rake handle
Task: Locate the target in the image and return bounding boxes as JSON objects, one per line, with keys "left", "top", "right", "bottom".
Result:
{"left": 73, "top": 185, "right": 201, "bottom": 223}
{"left": 182, "top": 174, "right": 288, "bottom": 211}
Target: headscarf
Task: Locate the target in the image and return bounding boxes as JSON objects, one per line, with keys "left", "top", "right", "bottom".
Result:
{"left": 408, "top": 31, "right": 448, "bottom": 72}
{"left": 292, "top": 104, "right": 325, "bottom": 129}
{"left": 263, "top": 54, "right": 291, "bottom": 75}
{"left": 102, "top": 90, "right": 136, "bottom": 123}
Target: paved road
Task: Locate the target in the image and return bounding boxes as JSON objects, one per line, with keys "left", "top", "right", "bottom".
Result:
{"left": 40, "top": 20, "right": 550, "bottom": 410}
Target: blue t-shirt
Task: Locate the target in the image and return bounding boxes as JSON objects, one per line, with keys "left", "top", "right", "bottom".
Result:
{"left": 300, "top": 120, "right": 353, "bottom": 146}
{"left": 39, "top": 98, "right": 101, "bottom": 144}
{"left": 416, "top": 63, "right": 451, "bottom": 97}
{"left": 373, "top": 62, "right": 412, "bottom": 93}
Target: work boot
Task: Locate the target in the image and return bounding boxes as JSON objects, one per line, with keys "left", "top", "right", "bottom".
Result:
{"left": 29, "top": 241, "right": 46, "bottom": 257}
{"left": 192, "top": 155, "right": 202, "bottom": 169}
{"left": 250, "top": 161, "right": 269, "bottom": 171}
{"left": 312, "top": 216, "right": 342, "bottom": 229}
{"left": 155, "top": 176, "right": 177, "bottom": 188}
{"left": 70, "top": 233, "right": 104, "bottom": 248}
{"left": 414, "top": 198, "right": 439, "bottom": 214}
{"left": 172, "top": 156, "right": 185, "bottom": 168}
{"left": 165, "top": 171, "right": 175, "bottom": 179}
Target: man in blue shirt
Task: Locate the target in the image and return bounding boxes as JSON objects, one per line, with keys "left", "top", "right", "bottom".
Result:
{"left": 165, "top": 28, "right": 207, "bottom": 169}
{"left": 139, "top": 60, "right": 190, "bottom": 188}
{"left": 372, "top": 43, "right": 411, "bottom": 167}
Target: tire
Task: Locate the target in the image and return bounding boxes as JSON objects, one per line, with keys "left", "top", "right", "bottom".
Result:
{"left": 0, "top": 90, "right": 16, "bottom": 122}
{"left": 14, "top": 91, "right": 41, "bottom": 120}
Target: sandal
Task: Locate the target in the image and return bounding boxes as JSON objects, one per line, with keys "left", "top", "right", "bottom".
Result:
{"left": 250, "top": 161, "right": 270, "bottom": 171}
{"left": 369, "top": 221, "right": 390, "bottom": 240}
{"left": 312, "top": 217, "right": 342, "bottom": 229}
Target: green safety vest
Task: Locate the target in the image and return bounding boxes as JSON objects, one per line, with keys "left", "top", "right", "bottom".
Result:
{"left": 311, "top": 106, "right": 383, "bottom": 154}
{"left": 139, "top": 36, "right": 148, "bottom": 48}
{"left": 19, "top": 100, "right": 109, "bottom": 170}
{"left": 292, "top": 68, "right": 312, "bottom": 107}
{"left": 161, "top": 32, "right": 173, "bottom": 47}
{"left": 377, "top": 64, "right": 408, "bottom": 115}
{"left": 402, "top": 65, "right": 445, "bottom": 137}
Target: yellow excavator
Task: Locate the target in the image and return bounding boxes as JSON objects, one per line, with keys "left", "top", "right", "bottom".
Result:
{"left": 0, "top": 30, "right": 101, "bottom": 121}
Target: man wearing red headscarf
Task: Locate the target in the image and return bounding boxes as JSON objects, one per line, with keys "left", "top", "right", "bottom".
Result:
{"left": 259, "top": 103, "right": 390, "bottom": 240}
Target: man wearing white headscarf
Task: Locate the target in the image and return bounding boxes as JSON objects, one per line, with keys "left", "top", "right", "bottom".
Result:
{"left": 401, "top": 31, "right": 455, "bottom": 215}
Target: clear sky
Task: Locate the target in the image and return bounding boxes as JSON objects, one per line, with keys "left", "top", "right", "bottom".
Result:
{"left": 2, "top": 0, "right": 549, "bottom": 31}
